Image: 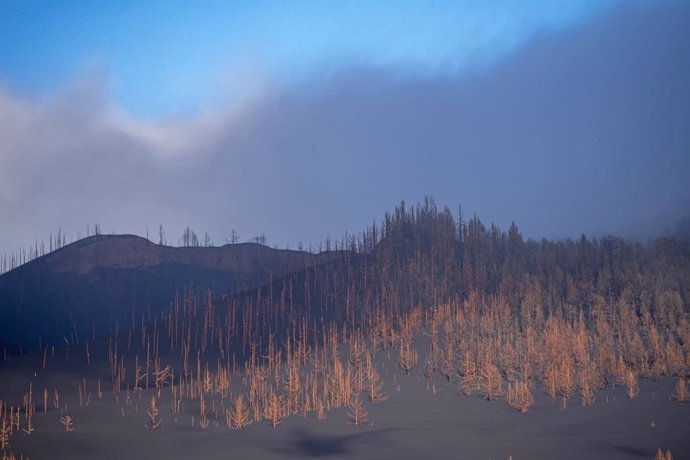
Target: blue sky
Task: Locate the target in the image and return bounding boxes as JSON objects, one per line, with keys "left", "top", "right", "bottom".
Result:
{"left": 1, "top": 0, "right": 688, "bottom": 252}
{"left": 1, "top": 0, "right": 618, "bottom": 119}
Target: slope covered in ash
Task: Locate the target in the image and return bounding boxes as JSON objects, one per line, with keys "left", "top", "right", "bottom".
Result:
{"left": 220, "top": 200, "right": 690, "bottom": 362}
{"left": 1, "top": 201, "right": 689, "bottom": 460}
{"left": 0, "top": 235, "right": 342, "bottom": 353}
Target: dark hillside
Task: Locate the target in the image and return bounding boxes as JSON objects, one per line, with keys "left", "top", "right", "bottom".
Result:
{"left": 0, "top": 235, "right": 343, "bottom": 353}
{"left": 221, "top": 200, "right": 690, "bottom": 361}
{"left": 39, "top": 234, "right": 334, "bottom": 275}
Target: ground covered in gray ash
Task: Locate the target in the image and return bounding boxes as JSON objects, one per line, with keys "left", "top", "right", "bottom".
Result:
{"left": 1, "top": 337, "right": 688, "bottom": 460}
{"left": 1, "top": 201, "right": 689, "bottom": 459}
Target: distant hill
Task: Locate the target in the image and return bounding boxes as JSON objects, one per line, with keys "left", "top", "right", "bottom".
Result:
{"left": 0, "top": 235, "right": 343, "bottom": 354}
{"left": 38, "top": 234, "right": 335, "bottom": 274}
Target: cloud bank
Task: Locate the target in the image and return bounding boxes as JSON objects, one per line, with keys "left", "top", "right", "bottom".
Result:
{"left": 1, "top": 1, "right": 689, "bottom": 251}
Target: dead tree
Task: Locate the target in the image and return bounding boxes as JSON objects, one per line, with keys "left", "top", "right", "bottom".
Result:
{"left": 459, "top": 351, "right": 478, "bottom": 395}
{"left": 263, "top": 388, "right": 283, "bottom": 428}
{"left": 59, "top": 415, "right": 74, "bottom": 432}
{"left": 155, "top": 365, "right": 172, "bottom": 397}
{"left": 147, "top": 396, "right": 162, "bottom": 430}
{"left": 347, "top": 394, "right": 368, "bottom": 427}
{"left": 480, "top": 360, "right": 502, "bottom": 401}
{"left": 366, "top": 356, "right": 388, "bottom": 404}
{"left": 198, "top": 393, "right": 209, "bottom": 430}
{"left": 507, "top": 380, "right": 534, "bottom": 413}
{"left": 672, "top": 378, "right": 687, "bottom": 403}
{"left": 655, "top": 449, "right": 673, "bottom": 460}
{"left": 558, "top": 359, "right": 575, "bottom": 410}
{"left": 0, "top": 416, "right": 10, "bottom": 451}
{"left": 230, "top": 395, "right": 250, "bottom": 429}
{"left": 625, "top": 369, "right": 639, "bottom": 400}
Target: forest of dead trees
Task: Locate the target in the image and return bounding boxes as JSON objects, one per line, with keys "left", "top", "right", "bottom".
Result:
{"left": 1, "top": 198, "right": 689, "bottom": 458}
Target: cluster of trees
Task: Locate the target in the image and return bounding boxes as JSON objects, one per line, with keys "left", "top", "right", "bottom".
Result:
{"left": 0, "top": 224, "right": 125, "bottom": 275}
{"left": 219, "top": 199, "right": 688, "bottom": 365}
{"left": 0, "top": 198, "right": 688, "bottom": 449}
{"left": 0, "top": 227, "right": 74, "bottom": 275}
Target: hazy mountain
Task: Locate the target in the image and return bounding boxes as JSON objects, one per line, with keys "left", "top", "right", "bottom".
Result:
{"left": 0, "top": 234, "right": 342, "bottom": 354}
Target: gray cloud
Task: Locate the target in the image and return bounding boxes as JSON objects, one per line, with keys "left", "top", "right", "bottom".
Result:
{"left": 1, "top": 1, "right": 689, "bottom": 252}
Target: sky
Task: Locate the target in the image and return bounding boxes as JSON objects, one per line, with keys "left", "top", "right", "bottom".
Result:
{"left": 1, "top": 0, "right": 617, "bottom": 119}
{"left": 0, "top": 0, "right": 689, "bottom": 251}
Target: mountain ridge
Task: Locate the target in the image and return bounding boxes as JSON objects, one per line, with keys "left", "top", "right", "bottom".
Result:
{"left": 7, "top": 234, "right": 341, "bottom": 275}
{"left": 0, "top": 234, "right": 347, "bottom": 353}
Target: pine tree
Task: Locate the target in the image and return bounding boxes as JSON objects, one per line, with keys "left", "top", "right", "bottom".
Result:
{"left": 230, "top": 395, "right": 250, "bottom": 429}
{"left": 625, "top": 370, "right": 639, "bottom": 400}
{"left": 672, "top": 378, "right": 687, "bottom": 403}
{"left": 147, "top": 396, "right": 162, "bottom": 430}
{"left": 347, "top": 394, "right": 368, "bottom": 427}
{"left": 480, "top": 360, "right": 502, "bottom": 401}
